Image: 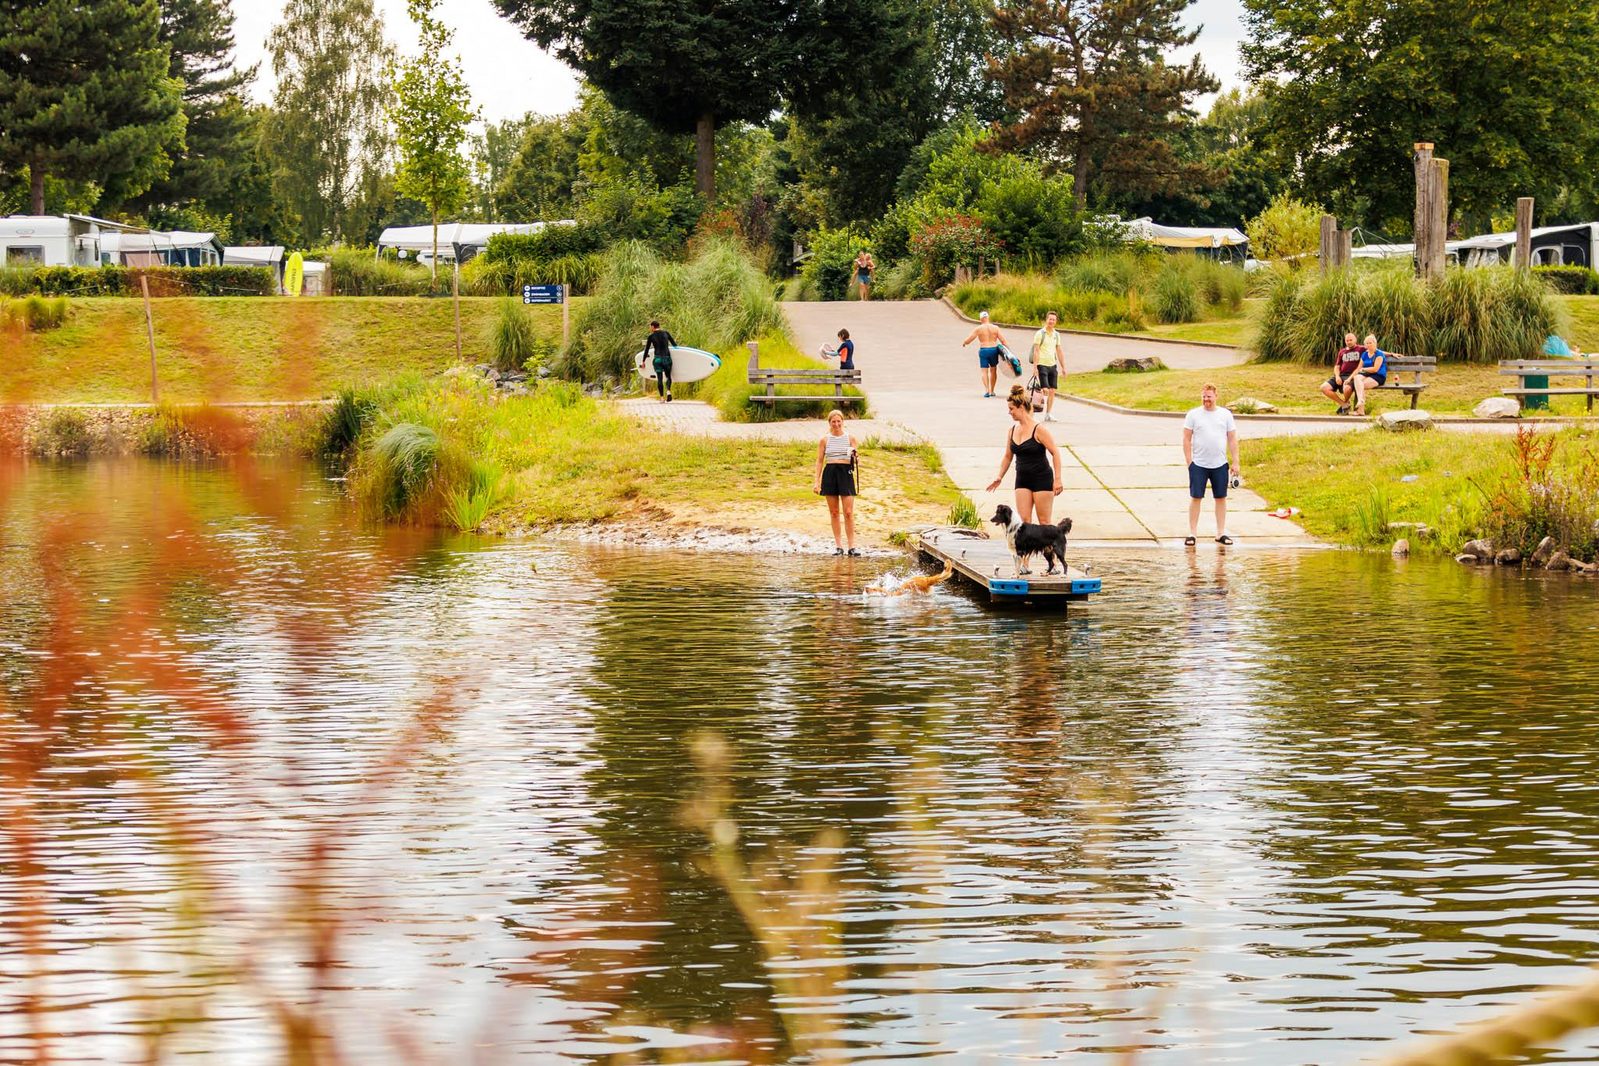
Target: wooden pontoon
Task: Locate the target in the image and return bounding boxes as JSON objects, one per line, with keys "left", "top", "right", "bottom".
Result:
{"left": 917, "top": 526, "right": 1101, "bottom": 609}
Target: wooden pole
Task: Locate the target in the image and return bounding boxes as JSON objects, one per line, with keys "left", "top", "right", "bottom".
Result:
{"left": 1413, "top": 143, "right": 1434, "bottom": 278}
{"left": 139, "top": 274, "right": 159, "bottom": 403}
{"left": 1515, "top": 197, "right": 1535, "bottom": 270}
{"left": 1319, "top": 214, "right": 1338, "bottom": 274}
{"left": 1428, "top": 158, "right": 1449, "bottom": 278}
{"left": 452, "top": 260, "right": 462, "bottom": 363}
{"left": 1335, "top": 229, "right": 1353, "bottom": 270}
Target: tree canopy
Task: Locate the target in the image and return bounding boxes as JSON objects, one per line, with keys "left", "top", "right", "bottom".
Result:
{"left": 0, "top": 0, "right": 186, "bottom": 214}
{"left": 390, "top": 0, "right": 475, "bottom": 274}
{"left": 1243, "top": 0, "right": 1599, "bottom": 232}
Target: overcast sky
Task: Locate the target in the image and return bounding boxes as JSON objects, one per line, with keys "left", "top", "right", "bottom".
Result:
{"left": 232, "top": 0, "right": 1248, "bottom": 127}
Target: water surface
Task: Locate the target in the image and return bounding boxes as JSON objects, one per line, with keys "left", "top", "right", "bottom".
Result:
{"left": 2, "top": 458, "right": 1598, "bottom": 1064}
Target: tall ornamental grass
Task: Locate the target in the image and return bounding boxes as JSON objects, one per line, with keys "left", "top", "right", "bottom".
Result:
{"left": 1253, "top": 264, "right": 1566, "bottom": 364}
{"left": 566, "top": 238, "right": 787, "bottom": 381}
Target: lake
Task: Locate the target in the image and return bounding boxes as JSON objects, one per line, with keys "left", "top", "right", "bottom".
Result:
{"left": 2, "top": 458, "right": 1598, "bottom": 1064}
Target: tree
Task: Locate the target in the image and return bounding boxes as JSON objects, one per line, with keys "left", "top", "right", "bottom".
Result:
{"left": 390, "top": 0, "right": 475, "bottom": 276}
{"left": 469, "top": 115, "right": 540, "bottom": 220}
{"left": 121, "top": 0, "right": 256, "bottom": 219}
{"left": 988, "top": 0, "right": 1219, "bottom": 210}
{"left": 1242, "top": 0, "right": 1599, "bottom": 233}
{"left": 262, "top": 0, "right": 395, "bottom": 243}
{"left": 490, "top": 0, "right": 882, "bottom": 201}
{"left": 1245, "top": 192, "right": 1322, "bottom": 261}
{"left": 0, "top": 0, "right": 186, "bottom": 214}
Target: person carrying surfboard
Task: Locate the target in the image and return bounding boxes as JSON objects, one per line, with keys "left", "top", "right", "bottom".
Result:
{"left": 643, "top": 320, "right": 677, "bottom": 402}
{"left": 962, "top": 311, "right": 1005, "bottom": 398}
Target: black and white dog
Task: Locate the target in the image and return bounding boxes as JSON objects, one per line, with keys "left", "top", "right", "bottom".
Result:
{"left": 990, "top": 505, "right": 1072, "bottom": 576}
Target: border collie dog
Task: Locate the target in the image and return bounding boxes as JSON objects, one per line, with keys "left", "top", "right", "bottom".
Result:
{"left": 990, "top": 504, "right": 1072, "bottom": 576}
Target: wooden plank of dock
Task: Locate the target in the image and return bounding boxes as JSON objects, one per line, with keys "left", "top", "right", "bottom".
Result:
{"left": 917, "top": 526, "right": 1101, "bottom": 607}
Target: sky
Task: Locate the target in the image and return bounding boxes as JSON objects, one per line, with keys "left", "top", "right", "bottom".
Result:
{"left": 232, "top": 0, "right": 1249, "bottom": 127}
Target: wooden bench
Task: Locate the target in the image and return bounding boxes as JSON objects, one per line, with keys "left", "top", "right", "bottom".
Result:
{"left": 1499, "top": 357, "right": 1599, "bottom": 412}
{"left": 746, "top": 340, "right": 863, "bottom": 405}
{"left": 1371, "top": 354, "right": 1436, "bottom": 409}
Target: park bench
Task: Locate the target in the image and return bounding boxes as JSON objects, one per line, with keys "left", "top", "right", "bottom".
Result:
{"left": 745, "top": 339, "right": 864, "bottom": 405}
{"left": 1372, "top": 354, "right": 1436, "bottom": 409}
{"left": 1499, "top": 357, "right": 1599, "bottom": 413}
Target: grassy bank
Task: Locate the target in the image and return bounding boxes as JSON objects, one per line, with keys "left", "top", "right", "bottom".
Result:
{"left": 693, "top": 334, "right": 867, "bottom": 421}
{"left": 1, "top": 296, "right": 572, "bottom": 403}
{"left": 1244, "top": 426, "right": 1599, "bottom": 558}
{"left": 1062, "top": 361, "right": 1599, "bottom": 417}
{"left": 330, "top": 375, "right": 954, "bottom": 541}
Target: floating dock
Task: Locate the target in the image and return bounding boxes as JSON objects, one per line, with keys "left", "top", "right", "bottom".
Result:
{"left": 918, "top": 526, "right": 1101, "bottom": 608}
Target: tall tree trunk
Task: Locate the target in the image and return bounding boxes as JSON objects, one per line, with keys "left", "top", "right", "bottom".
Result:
{"left": 695, "top": 112, "right": 716, "bottom": 202}
{"left": 1071, "top": 138, "right": 1089, "bottom": 212}
{"left": 29, "top": 163, "right": 45, "bottom": 215}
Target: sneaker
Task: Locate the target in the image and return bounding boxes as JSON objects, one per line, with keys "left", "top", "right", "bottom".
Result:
{"left": 666, "top": 392, "right": 672, "bottom": 402}
{"left": 834, "top": 547, "right": 845, "bottom": 556}
{"left": 1336, "top": 406, "right": 1349, "bottom": 415}
{"left": 1045, "top": 414, "right": 1057, "bottom": 422}
{"left": 847, "top": 548, "right": 861, "bottom": 557}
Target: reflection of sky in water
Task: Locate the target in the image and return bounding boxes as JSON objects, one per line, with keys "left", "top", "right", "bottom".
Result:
{"left": 4, "top": 460, "right": 1599, "bottom": 1064}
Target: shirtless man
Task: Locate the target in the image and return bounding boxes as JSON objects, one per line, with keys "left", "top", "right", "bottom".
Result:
{"left": 962, "top": 310, "right": 1005, "bottom": 397}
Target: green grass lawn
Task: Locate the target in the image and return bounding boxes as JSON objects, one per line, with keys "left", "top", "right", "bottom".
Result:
{"left": 2, "top": 296, "right": 573, "bottom": 403}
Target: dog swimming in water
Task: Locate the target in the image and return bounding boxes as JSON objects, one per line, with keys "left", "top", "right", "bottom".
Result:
{"left": 864, "top": 561, "right": 954, "bottom": 597}
{"left": 990, "top": 504, "right": 1072, "bottom": 576}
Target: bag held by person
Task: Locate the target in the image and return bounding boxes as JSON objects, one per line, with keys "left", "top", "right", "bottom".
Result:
{"left": 1025, "top": 375, "right": 1046, "bottom": 413}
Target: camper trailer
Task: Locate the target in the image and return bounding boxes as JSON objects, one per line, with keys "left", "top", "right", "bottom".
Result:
{"left": 101, "top": 230, "right": 223, "bottom": 267}
{"left": 0, "top": 214, "right": 129, "bottom": 267}
{"left": 1451, "top": 223, "right": 1599, "bottom": 269}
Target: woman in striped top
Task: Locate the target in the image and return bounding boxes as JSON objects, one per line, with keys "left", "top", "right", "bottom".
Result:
{"left": 814, "top": 409, "right": 860, "bottom": 555}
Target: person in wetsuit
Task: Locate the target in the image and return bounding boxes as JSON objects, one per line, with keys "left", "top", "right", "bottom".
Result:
{"left": 987, "top": 383, "right": 1064, "bottom": 523}
{"left": 644, "top": 320, "right": 676, "bottom": 401}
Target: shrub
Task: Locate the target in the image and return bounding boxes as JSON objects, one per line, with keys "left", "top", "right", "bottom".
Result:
{"left": 695, "top": 334, "right": 865, "bottom": 422}
{"left": 361, "top": 422, "right": 443, "bottom": 519}
{"left": 482, "top": 222, "right": 608, "bottom": 263}
{"left": 949, "top": 273, "right": 1145, "bottom": 331}
{"left": 800, "top": 227, "right": 870, "bottom": 301}
{"left": 1480, "top": 428, "right": 1599, "bottom": 560}
{"left": 1056, "top": 250, "right": 1148, "bottom": 296}
{"left": 1534, "top": 265, "right": 1599, "bottom": 296}
{"left": 442, "top": 460, "right": 507, "bottom": 533}
{"left": 30, "top": 408, "right": 93, "bottom": 458}
{"left": 568, "top": 237, "right": 787, "bottom": 382}
{"left": 325, "top": 248, "right": 440, "bottom": 296}
{"left": 910, "top": 214, "right": 1003, "bottom": 288}
{"left": 873, "top": 258, "right": 932, "bottom": 301}
{"left": 1, "top": 294, "right": 69, "bottom": 331}
{"left": 948, "top": 497, "right": 980, "bottom": 529}
{"left": 1254, "top": 264, "right": 1566, "bottom": 364}
{"left": 0, "top": 264, "right": 274, "bottom": 297}
{"left": 1245, "top": 193, "right": 1323, "bottom": 262}
{"left": 489, "top": 298, "right": 541, "bottom": 372}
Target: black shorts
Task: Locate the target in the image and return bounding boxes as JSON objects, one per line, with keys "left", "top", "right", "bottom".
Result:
{"left": 1036, "top": 365, "right": 1059, "bottom": 390}
{"left": 1015, "top": 464, "right": 1054, "bottom": 493}
{"left": 1324, "top": 375, "right": 1350, "bottom": 392}
{"left": 1188, "top": 462, "right": 1229, "bottom": 500}
{"left": 821, "top": 463, "right": 855, "bottom": 497}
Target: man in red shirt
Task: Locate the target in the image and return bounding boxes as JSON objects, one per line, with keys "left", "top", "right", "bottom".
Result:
{"left": 1318, "top": 331, "right": 1363, "bottom": 414}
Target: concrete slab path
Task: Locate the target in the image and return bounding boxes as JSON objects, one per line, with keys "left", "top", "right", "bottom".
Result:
{"left": 781, "top": 299, "right": 1329, "bottom": 547}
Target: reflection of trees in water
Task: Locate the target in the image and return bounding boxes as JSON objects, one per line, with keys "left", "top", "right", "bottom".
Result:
{"left": 1218, "top": 552, "right": 1599, "bottom": 974}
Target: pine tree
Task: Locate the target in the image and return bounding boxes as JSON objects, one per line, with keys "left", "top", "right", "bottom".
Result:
{"left": 0, "top": 0, "right": 186, "bottom": 214}
{"left": 262, "top": 0, "right": 395, "bottom": 243}
{"left": 988, "top": 0, "right": 1218, "bottom": 210}
{"left": 390, "top": 0, "right": 476, "bottom": 277}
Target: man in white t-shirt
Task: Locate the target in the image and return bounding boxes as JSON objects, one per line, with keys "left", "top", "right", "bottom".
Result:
{"left": 1181, "top": 383, "right": 1239, "bottom": 546}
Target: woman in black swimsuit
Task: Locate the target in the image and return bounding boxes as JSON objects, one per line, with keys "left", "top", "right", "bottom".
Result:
{"left": 987, "top": 384, "right": 1064, "bottom": 523}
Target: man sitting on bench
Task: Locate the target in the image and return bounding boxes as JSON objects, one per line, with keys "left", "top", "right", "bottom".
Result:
{"left": 1319, "top": 331, "right": 1363, "bottom": 415}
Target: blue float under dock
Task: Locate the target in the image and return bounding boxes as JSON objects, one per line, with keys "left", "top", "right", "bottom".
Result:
{"left": 917, "top": 526, "right": 1101, "bottom": 608}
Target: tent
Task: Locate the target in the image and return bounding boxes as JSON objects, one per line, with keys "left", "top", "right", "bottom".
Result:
{"left": 102, "top": 230, "right": 223, "bottom": 267}
{"left": 375, "top": 221, "right": 574, "bottom": 263}
{"left": 224, "top": 245, "right": 287, "bottom": 291}
{"left": 1119, "top": 217, "right": 1249, "bottom": 253}
{"left": 1448, "top": 223, "right": 1599, "bottom": 269}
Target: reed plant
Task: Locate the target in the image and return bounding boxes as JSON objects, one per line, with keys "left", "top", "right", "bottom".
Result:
{"left": 0, "top": 293, "right": 70, "bottom": 331}
{"left": 489, "top": 298, "right": 540, "bottom": 372}
{"left": 948, "top": 496, "right": 981, "bottom": 529}
{"left": 442, "top": 460, "right": 507, "bottom": 532}
{"left": 1149, "top": 266, "right": 1202, "bottom": 324}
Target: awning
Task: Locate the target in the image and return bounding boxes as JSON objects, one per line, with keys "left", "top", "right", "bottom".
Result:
{"left": 375, "top": 221, "right": 573, "bottom": 259}
{"left": 1120, "top": 217, "right": 1248, "bottom": 249}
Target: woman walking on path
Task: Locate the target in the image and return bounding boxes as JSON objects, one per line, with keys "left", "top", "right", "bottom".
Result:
{"left": 643, "top": 319, "right": 676, "bottom": 402}
{"left": 988, "top": 384, "right": 1064, "bottom": 523}
{"left": 852, "top": 250, "right": 876, "bottom": 301}
{"left": 815, "top": 409, "right": 860, "bottom": 555}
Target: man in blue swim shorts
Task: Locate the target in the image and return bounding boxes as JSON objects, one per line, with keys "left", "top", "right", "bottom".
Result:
{"left": 962, "top": 310, "right": 1004, "bottom": 397}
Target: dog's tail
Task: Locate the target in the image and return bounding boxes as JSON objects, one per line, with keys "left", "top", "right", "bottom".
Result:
{"left": 1057, "top": 517, "right": 1073, "bottom": 534}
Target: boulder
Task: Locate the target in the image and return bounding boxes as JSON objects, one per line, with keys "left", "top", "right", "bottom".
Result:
{"left": 1546, "top": 550, "right": 1573, "bottom": 572}
{"left": 1230, "top": 396, "right": 1279, "bottom": 414}
{"left": 1530, "top": 536, "right": 1558, "bottom": 567}
{"left": 1392, "top": 538, "right": 1410, "bottom": 557}
{"left": 1494, "top": 548, "right": 1523, "bottom": 566}
{"left": 1105, "top": 356, "right": 1166, "bottom": 373}
{"left": 1455, "top": 553, "right": 1481, "bottom": 565}
{"left": 442, "top": 365, "right": 469, "bottom": 378}
{"left": 1460, "top": 539, "right": 1494, "bottom": 560}
{"left": 1377, "top": 409, "right": 1433, "bottom": 431}
{"left": 1473, "top": 397, "right": 1521, "bottom": 419}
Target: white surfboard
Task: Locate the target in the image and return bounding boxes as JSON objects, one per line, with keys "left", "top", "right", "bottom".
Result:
{"left": 635, "top": 345, "right": 723, "bottom": 384}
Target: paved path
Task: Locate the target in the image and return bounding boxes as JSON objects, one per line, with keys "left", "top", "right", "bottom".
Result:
{"left": 618, "top": 398, "right": 920, "bottom": 444}
{"left": 781, "top": 300, "right": 1327, "bottom": 547}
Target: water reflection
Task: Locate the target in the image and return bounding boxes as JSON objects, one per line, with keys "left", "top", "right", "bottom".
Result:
{"left": 2, "top": 457, "right": 1598, "bottom": 1064}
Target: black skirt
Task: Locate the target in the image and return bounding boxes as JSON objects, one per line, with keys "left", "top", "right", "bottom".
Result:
{"left": 821, "top": 463, "right": 855, "bottom": 497}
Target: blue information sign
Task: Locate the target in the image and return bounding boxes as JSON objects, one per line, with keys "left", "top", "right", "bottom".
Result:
{"left": 522, "top": 284, "right": 564, "bottom": 305}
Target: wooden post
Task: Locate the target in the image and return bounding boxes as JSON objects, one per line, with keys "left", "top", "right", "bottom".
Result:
{"left": 1413, "top": 143, "right": 1434, "bottom": 278}
{"left": 1515, "top": 197, "right": 1534, "bottom": 270}
{"left": 1428, "top": 157, "right": 1449, "bottom": 278}
{"left": 1335, "top": 229, "right": 1353, "bottom": 269}
{"left": 452, "top": 260, "right": 462, "bottom": 363}
{"left": 1319, "top": 214, "right": 1338, "bottom": 274}
{"left": 139, "top": 274, "right": 159, "bottom": 403}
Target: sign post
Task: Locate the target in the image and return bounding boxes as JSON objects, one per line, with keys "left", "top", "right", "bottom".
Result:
{"left": 523, "top": 283, "right": 569, "bottom": 348}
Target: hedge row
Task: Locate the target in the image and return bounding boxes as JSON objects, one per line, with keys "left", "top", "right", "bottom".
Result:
{"left": 482, "top": 221, "right": 608, "bottom": 264}
{"left": 1533, "top": 265, "right": 1599, "bottom": 296}
{"left": 0, "top": 264, "right": 276, "bottom": 297}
